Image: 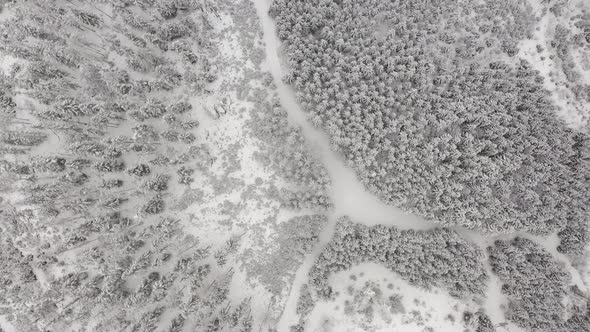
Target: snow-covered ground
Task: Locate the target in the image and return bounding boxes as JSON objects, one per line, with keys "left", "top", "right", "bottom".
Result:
{"left": 1, "top": 0, "right": 588, "bottom": 331}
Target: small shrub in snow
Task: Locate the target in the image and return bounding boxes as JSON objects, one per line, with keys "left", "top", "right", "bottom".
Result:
{"left": 179, "top": 132, "right": 196, "bottom": 144}
{"left": 143, "top": 174, "right": 170, "bottom": 192}
{"left": 142, "top": 196, "right": 165, "bottom": 215}
{"left": 132, "top": 124, "right": 160, "bottom": 141}
{"left": 101, "top": 178, "right": 124, "bottom": 189}
{"left": 161, "top": 130, "right": 180, "bottom": 142}
{"left": 95, "top": 159, "right": 125, "bottom": 172}
{"left": 2, "top": 131, "right": 47, "bottom": 146}
{"left": 177, "top": 166, "right": 194, "bottom": 184}
{"left": 167, "top": 101, "right": 192, "bottom": 114}
{"left": 180, "top": 120, "right": 199, "bottom": 130}
{"left": 128, "top": 164, "right": 151, "bottom": 177}
{"left": 140, "top": 99, "right": 167, "bottom": 119}
{"left": 61, "top": 171, "right": 89, "bottom": 185}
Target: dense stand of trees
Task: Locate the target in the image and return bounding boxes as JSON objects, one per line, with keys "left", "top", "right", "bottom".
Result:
{"left": 307, "top": 217, "right": 488, "bottom": 300}
{"left": 268, "top": 0, "right": 590, "bottom": 247}
{"left": 488, "top": 237, "right": 590, "bottom": 332}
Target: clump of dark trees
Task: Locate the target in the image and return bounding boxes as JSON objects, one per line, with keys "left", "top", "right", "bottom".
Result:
{"left": 269, "top": 0, "right": 590, "bottom": 254}
{"left": 488, "top": 237, "right": 590, "bottom": 332}
{"left": 307, "top": 217, "right": 488, "bottom": 300}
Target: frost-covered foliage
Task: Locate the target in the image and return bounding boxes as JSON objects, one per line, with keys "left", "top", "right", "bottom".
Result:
{"left": 308, "top": 217, "right": 488, "bottom": 300}
{"left": 269, "top": 0, "right": 590, "bottom": 239}
{"left": 488, "top": 237, "right": 590, "bottom": 332}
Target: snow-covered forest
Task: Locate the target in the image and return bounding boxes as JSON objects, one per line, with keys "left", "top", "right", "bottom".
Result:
{"left": 0, "top": 0, "right": 588, "bottom": 331}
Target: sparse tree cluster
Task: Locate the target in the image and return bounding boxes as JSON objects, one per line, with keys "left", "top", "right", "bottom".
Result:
{"left": 245, "top": 215, "right": 327, "bottom": 296}
{"left": 0, "top": 0, "right": 247, "bottom": 330}
{"left": 249, "top": 96, "right": 332, "bottom": 211}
